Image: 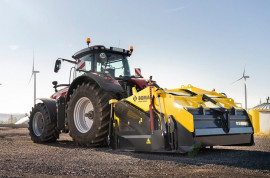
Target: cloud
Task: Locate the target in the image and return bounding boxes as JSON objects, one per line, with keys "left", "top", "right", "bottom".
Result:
{"left": 164, "top": 6, "right": 186, "bottom": 13}
{"left": 8, "top": 45, "right": 19, "bottom": 50}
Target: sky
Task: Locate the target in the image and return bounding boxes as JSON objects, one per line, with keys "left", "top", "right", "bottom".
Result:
{"left": 0, "top": 0, "right": 269, "bottom": 114}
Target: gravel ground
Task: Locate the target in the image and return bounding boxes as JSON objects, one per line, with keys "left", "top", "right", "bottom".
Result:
{"left": 0, "top": 127, "right": 269, "bottom": 177}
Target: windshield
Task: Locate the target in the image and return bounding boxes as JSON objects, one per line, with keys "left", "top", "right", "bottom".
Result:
{"left": 96, "top": 52, "right": 130, "bottom": 78}
{"left": 75, "top": 52, "right": 130, "bottom": 78}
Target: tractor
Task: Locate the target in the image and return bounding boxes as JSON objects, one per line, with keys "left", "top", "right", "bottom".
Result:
{"left": 29, "top": 38, "right": 147, "bottom": 146}
{"left": 29, "top": 38, "right": 254, "bottom": 152}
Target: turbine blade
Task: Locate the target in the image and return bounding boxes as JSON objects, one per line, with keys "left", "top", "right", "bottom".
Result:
{"left": 32, "top": 49, "right": 35, "bottom": 72}
{"left": 243, "top": 63, "right": 246, "bottom": 76}
{"left": 28, "top": 73, "right": 33, "bottom": 85}
{"left": 232, "top": 76, "right": 244, "bottom": 84}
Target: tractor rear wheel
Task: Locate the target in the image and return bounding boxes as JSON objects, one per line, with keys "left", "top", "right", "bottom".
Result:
{"left": 66, "top": 83, "right": 113, "bottom": 146}
{"left": 28, "top": 103, "right": 59, "bottom": 143}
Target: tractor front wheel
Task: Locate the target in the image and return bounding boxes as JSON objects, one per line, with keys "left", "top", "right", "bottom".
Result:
{"left": 28, "top": 103, "right": 59, "bottom": 143}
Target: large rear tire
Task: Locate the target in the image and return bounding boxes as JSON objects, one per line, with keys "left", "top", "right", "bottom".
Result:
{"left": 28, "top": 103, "right": 59, "bottom": 143}
{"left": 66, "top": 83, "right": 113, "bottom": 146}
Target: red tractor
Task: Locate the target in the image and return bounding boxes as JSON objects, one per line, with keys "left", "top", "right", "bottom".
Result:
{"left": 28, "top": 38, "right": 147, "bottom": 146}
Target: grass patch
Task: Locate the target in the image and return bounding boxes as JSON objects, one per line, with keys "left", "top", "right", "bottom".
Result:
{"left": 255, "top": 132, "right": 270, "bottom": 138}
{"left": 188, "top": 142, "right": 202, "bottom": 157}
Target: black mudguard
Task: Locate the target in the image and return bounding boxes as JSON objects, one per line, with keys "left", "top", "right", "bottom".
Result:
{"left": 66, "top": 74, "right": 124, "bottom": 102}
{"left": 38, "top": 98, "right": 57, "bottom": 122}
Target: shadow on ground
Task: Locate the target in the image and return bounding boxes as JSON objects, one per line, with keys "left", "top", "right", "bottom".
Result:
{"left": 45, "top": 139, "right": 270, "bottom": 172}
{"left": 2, "top": 128, "right": 268, "bottom": 173}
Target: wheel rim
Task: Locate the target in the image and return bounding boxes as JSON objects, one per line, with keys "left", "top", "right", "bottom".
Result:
{"left": 74, "top": 97, "right": 94, "bottom": 133}
{"left": 33, "top": 112, "right": 44, "bottom": 136}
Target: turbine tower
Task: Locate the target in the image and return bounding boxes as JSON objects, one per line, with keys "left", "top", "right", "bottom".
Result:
{"left": 233, "top": 65, "right": 250, "bottom": 110}
{"left": 28, "top": 50, "right": 40, "bottom": 105}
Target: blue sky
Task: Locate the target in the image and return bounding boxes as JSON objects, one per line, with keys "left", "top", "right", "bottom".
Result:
{"left": 0, "top": 0, "right": 269, "bottom": 113}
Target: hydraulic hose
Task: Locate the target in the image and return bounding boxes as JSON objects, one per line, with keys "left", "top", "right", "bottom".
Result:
{"left": 152, "top": 95, "right": 167, "bottom": 134}
{"left": 157, "top": 95, "right": 167, "bottom": 134}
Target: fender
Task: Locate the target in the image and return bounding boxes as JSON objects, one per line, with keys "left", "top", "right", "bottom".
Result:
{"left": 66, "top": 73, "right": 124, "bottom": 102}
{"left": 38, "top": 98, "right": 57, "bottom": 122}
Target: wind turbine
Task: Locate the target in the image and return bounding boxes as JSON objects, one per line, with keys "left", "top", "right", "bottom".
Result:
{"left": 28, "top": 50, "right": 40, "bottom": 105}
{"left": 232, "top": 65, "right": 250, "bottom": 110}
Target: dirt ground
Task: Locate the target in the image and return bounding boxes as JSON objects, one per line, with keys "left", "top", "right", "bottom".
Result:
{"left": 0, "top": 127, "right": 269, "bottom": 177}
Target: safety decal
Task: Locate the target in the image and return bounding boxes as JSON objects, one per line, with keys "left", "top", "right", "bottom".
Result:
{"left": 135, "top": 68, "right": 142, "bottom": 77}
{"left": 146, "top": 138, "right": 151, "bottom": 144}
{"left": 76, "top": 59, "right": 86, "bottom": 71}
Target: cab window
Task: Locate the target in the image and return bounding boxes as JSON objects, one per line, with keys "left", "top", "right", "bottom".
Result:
{"left": 96, "top": 53, "right": 130, "bottom": 78}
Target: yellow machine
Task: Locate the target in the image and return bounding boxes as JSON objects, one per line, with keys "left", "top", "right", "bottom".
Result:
{"left": 108, "top": 79, "right": 254, "bottom": 152}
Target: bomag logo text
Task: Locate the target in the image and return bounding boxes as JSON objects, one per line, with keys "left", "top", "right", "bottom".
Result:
{"left": 133, "top": 95, "right": 150, "bottom": 102}
{"left": 138, "top": 95, "right": 150, "bottom": 101}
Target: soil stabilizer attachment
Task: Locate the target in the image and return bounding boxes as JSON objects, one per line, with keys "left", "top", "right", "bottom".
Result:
{"left": 109, "top": 84, "right": 254, "bottom": 153}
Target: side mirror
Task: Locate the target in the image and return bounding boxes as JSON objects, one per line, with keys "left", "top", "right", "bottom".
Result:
{"left": 52, "top": 81, "right": 58, "bottom": 86}
{"left": 54, "top": 59, "right": 62, "bottom": 73}
{"left": 52, "top": 81, "right": 58, "bottom": 92}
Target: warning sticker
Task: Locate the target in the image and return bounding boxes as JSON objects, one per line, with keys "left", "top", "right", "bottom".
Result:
{"left": 135, "top": 68, "right": 142, "bottom": 77}
{"left": 146, "top": 138, "right": 151, "bottom": 145}
{"left": 76, "top": 59, "right": 86, "bottom": 71}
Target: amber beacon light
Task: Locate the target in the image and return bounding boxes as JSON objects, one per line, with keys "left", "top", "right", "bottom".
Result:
{"left": 86, "top": 38, "right": 91, "bottom": 47}
{"left": 130, "top": 46, "right": 133, "bottom": 52}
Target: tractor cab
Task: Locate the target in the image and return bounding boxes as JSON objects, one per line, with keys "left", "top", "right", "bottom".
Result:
{"left": 72, "top": 45, "right": 131, "bottom": 79}
{"left": 52, "top": 39, "right": 148, "bottom": 99}
{"left": 72, "top": 44, "right": 147, "bottom": 96}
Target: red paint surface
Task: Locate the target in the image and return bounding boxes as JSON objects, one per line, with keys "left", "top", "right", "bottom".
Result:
{"left": 50, "top": 87, "right": 69, "bottom": 100}
{"left": 128, "top": 78, "right": 148, "bottom": 89}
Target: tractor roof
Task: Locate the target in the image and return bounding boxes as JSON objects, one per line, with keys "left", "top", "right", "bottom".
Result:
{"left": 72, "top": 45, "right": 132, "bottom": 59}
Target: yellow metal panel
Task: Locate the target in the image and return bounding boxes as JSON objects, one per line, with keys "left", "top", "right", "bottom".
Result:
{"left": 154, "top": 91, "right": 194, "bottom": 132}
{"left": 116, "top": 85, "right": 247, "bottom": 133}
{"left": 248, "top": 109, "right": 260, "bottom": 133}
{"left": 178, "top": 85, "right": 242, "bottom": 109}
{"left": 125, "top": 87, "right": 152, "bottom": 111}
